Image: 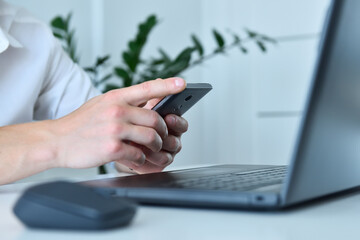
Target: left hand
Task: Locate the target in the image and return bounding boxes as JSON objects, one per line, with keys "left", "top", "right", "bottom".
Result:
{"left": 115, "top": 99, "right": 188, "bottom": 174}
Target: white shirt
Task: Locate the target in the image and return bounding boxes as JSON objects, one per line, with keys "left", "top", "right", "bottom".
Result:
{"left": 0, "top": 0, "right": 100, "bottom": 126}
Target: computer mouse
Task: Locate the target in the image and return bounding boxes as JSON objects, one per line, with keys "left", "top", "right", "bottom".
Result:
{"left": 13, "top": 181, "right": 137, "bottom": 230}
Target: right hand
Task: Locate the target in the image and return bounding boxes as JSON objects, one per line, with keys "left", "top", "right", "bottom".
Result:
{"left": 51, "top": 77, "right": 186, "bottom": 170}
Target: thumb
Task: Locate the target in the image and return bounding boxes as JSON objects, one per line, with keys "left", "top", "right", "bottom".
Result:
{"left": 122, "top": 77, "right": 186, "bottom": 107}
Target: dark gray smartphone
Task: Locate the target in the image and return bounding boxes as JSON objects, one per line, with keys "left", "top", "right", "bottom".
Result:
{"left": 152, "top": 83, "right": 212, "bottom": 117}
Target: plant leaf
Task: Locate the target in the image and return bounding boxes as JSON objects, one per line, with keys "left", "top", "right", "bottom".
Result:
{"left": 103, "top": 84, "right": 121, "bottom": 93}
{"left": 158, "top": 48, "right": 171, "bottom": 65}
{"left": 128, "top": 40, "right": 140, "bottom": 55}
{"left": 65, "top": 13, "right": 72, "bottom": 32}
{"left": 156, "top": 47, "right": 195, "bottom": 78}
{"left": 246, "top": 29, "right": 257, "bottom": 38}
{"left": 118, "top": 14, "right": 158, "bottom": 76}
{"left": 191, "top": 34, "right": 204, "bottom": 56}
{"left": 123, "top": 77, "right": 133, "bottom": 87}
{"left": 96, "top": 55, "right": 110, "bottom": 67}
{"left": 51, "top": 16, "right": 66, "bottom": 30}
{"left": 53, "top": 32, "right": 64, "bottom": 39}
{"left": 233, "top": 34, "right": 241, "bottom": 44}
{"left": 240, "top": 46, "right": 248, "bottom": 54}
{"left": 84, "top": 67, "right": 96, "bottom": 73}
{"left": 150, "top": 58, "right": 165, "bottom": 65}
{"left": 174, "top": 47, "right": 194, "bottom": 63}
{"left": 147, "top": 15, "right": 157, "bottom": 28}
{"left": 114, "top": 67, "right": 131, "bottom": 80}
{"left": 212, "top": 29, "right": 225, "bottom": 49}
{"left": 256, "top": 41, "right": 266, "bottom": 52}
{"left": 122, "top": 52, "right": 137, "bottom": 72}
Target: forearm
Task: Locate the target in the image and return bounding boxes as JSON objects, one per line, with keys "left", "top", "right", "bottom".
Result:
{"left": 0, "top": 121, "right": 58, "bottom": 185}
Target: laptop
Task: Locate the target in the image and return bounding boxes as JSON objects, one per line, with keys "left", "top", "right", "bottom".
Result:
{"left": 83, "top": 0, "right": 360, "bottom": 209}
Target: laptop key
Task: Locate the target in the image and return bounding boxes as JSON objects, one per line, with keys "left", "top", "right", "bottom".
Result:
{"left": 162, "top": 166, "right": 287, "bottom": 191}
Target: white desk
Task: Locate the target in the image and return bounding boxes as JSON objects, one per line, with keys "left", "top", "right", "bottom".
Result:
{"left": 1, "top": 175, "right": 360, "bottom": 240}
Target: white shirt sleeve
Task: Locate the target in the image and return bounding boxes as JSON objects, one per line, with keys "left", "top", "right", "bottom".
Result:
{"left": 34, "top": 38, "right": 101, "bottom": 120}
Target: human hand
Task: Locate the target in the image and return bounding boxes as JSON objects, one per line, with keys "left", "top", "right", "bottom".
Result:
{"left": 115, "top": 111, "right": 189, "bottom": 174}
{"left": 51, "top": 77, "right": 186, "bottom": 170}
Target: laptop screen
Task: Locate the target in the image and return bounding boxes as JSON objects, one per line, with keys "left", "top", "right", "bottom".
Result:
{"left": 285, "top": 0, "right": 360, "bottom": 204}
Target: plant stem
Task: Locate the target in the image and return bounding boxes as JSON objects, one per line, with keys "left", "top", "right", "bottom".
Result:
{"left": 98, "top": 165, "right": 107, "bottom": 175}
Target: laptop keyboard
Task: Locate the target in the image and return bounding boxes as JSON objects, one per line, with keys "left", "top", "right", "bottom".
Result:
{"left": 163, "top": 166, "right": 287, "bottom": 191}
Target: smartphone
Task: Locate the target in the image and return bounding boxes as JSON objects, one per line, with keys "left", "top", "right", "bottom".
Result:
{"left": 152, "top": 83, "right": 212, "bottom": 117}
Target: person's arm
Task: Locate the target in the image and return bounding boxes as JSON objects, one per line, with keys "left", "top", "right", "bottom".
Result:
{"left": 0, "top": 77, "right": 186, "bottom": 185}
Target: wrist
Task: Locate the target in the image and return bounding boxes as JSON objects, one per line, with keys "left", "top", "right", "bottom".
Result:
{"left": 28, "top": 120, "right": 60, "bottom": 170}
{"left": 0, "top": 120, "right": 60, "bottom": 184}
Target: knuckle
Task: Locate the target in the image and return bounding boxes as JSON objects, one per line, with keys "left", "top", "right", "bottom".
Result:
{"left": 133, "top": 150, "right": 143, "bottom": 160}
{"left": 147, "top": 129, "right": 158, "bottom": 142}
{"left": 134, "top": 151, "right": 145, "bottom": 164}
{"left": 104, "top": 139, "right": 123, "bottom": 155}
{"left": 173, "top": 137, "right": 181, "bottom": 151}
{"left": 167, "top": 136, "right": 180, "bottom": 152}
{"left": 107, "top": 105, "right": 127, "bottom": 119}
{"left": 147, "top": 129, "right": 162, "bottom": 150}
{"left": 107, "top": 122, "right": 124, "bottom": 135}
{"left": 184, "top": 120, "right": 189, "bottom": 131}
{"left": 149, "top": 111, "right": 161, "bottom": 127}
{"left": 176, "top": 142, "right": 182, "bottom": 153}
{"left": 181, "top": 118, "right": 189, "bottom": 132}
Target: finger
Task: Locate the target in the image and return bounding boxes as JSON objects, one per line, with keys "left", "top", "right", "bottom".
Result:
{"left": 106, "top": 141, "right": 146, "bottom": 167}
{"left": 118, "top": 106, "right": 168, "bottom": 139}
{"left": 115, "top": 160, "right": 167, "bottom": 174}
{"left": 119, "top": 124, "right": 163, "bottom": 152}
{"left": 122, "top": 78, "right": 186, "bottom": 107}
{"left": 164, "top": 114, "right": 189, "bottom": 136}
{"left": 129, "top": 142, "right": 173, "bottom": 167}
{"left": 143, "top": 97, "right": 163, "bottom": 109}
{"left": 162, "top": 135, "right": 182, "bottom": 153}
{"left": 114, "top": 162, "right": 136, "bottom": 174}
{"left": 142, "top": 148, "right": 173, "bottom": 167}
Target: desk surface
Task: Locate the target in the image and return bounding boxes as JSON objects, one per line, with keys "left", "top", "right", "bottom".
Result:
{"left": 1, "top": 173, "right": 360, "bottom": 240}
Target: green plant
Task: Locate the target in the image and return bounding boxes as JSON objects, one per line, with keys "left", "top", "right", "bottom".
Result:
{"left": 50, "top": 13, "right": 275, "bottom": 174}
{"left": 51, "top": 13, "right": 112, "bottom": 88}
{"left": 51, "top": 13, "right": 275, "bottom": 92}
{"left": 110, "top": 15, "right": 275, "bottom": 91}
{"left": 51, "top": 13, "right": 79, "bottom": 63}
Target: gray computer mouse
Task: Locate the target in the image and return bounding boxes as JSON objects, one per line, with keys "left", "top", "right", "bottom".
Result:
{"left": 13, "top": 181, "right": 137, "bottom": 230}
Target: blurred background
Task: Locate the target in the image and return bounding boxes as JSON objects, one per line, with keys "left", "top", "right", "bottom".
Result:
{"left": 8, "top": 0, "right": 330, "bottom": 182}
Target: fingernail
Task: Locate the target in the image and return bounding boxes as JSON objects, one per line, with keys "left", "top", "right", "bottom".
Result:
{"left": 134, "top": 153, "right": 146, "bottom": 166}
{"left": 174, "top": 78, "right": 185, "bottom": 88}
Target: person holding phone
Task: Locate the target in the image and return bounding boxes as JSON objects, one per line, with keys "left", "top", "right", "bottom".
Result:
{"left": 0, "top": 0, "right": 188, "bottom": 184}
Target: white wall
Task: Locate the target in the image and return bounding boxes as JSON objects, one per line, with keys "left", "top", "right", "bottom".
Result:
{"left": 7, "top": 0, "right": 330, "bottom": 181}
